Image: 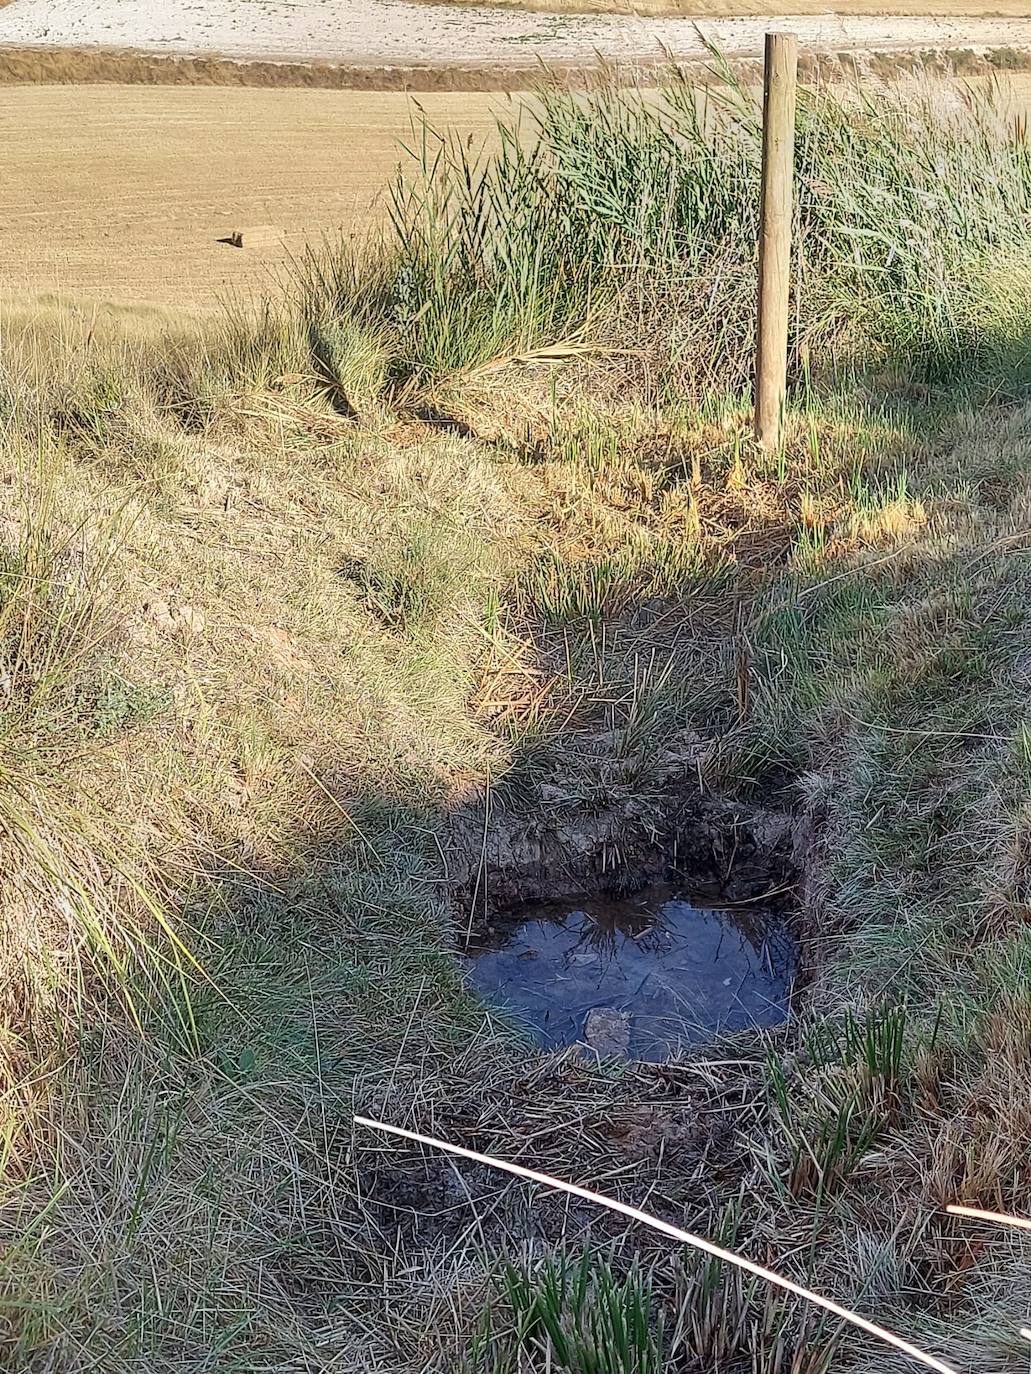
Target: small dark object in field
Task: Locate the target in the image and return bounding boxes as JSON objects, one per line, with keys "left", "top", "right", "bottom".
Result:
{"left": 218, "top": 226, "right": 281, "bottom": 250}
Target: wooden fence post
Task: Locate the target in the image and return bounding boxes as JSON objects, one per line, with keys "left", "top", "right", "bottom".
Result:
{"left": 754, "top": 31, "right": 798, "bottom": 450}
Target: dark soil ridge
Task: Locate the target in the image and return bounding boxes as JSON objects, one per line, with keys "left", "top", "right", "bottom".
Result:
{"left": 0, "top": 41, "right": 1028, "bottom": 92}
{"left": 446, "top": 757, "right": 810, "bottom": 925}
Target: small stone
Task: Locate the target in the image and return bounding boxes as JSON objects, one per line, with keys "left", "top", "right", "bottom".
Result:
{"left": 583, "top": 1007, "right": 631, "bottom": 1058}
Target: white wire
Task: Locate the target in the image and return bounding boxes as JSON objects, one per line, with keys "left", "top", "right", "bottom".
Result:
{"left": 355, "top": 1114, "right": 958, "bottom": 1374}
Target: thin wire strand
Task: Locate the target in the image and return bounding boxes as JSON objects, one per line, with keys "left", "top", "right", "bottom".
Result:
{"left": 354, "top": 1114, "right": 958, "bottom": 1374}
{"left": 947, "top": 1203, "right": 1031, "bottom": 1234}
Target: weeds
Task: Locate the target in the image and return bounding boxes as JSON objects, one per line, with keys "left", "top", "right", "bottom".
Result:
{"left": 669, "top": 1247, "right": 839, "bottom": 1374}
{"left": 469, "top": 1250, "right": 662, "bottom": 1374}
{"left": 2, "top": 61, "right": 1031, "bottom": 1374}
{"left": 302, "top": 70, "right": 1031, "bottom": 410}
{"left": 769, "top": 1006, "right": 911, "bottom": 1213}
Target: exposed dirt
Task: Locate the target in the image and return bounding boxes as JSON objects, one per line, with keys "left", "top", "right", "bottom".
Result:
{"left": 0, "top": 44, "right": 583, "bottom": 91}
{"left": 446, "top": 753, "right": 806, "bottom": 918}
{"left": 6, "top": 0, "right": 1031, "bottom": 312}
{"left": 360, "top": 1048, "right": 771, "bottom": 1268}
{"left": 0, "top": 86, "right": 501, "bottom": 309}
{"left": 4, "top": 41, "right": 1031, "bottom": 94}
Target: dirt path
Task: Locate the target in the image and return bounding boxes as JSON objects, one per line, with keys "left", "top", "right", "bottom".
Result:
{"left": 3, "top": 0, "right": 1031, "bottom": 74}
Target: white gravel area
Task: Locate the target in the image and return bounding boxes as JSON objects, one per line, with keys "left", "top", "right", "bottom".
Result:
{"left": 3, "top": 0, "right": 1031, "bottom": 69}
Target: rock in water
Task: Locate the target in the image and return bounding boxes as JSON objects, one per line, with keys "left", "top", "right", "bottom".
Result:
{"left": 583, "top": 1007, "right": 631, "bottom": 1058}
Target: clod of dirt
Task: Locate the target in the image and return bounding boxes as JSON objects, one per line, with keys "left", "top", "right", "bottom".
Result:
{"left": 141, "top": 598, "right": 206, "bottom": 637}
{"left": 176, "top": 604, "right": 206, "bottom": 635}
{"left": 143, "top": 597, "right": 174, "bottom": 632}
{"left": 221, "top": 225, "right": 283, "bottom": 250}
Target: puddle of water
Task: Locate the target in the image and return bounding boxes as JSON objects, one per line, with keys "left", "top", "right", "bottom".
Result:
{"left": 463, "top": 885, "right": 794, "bottom": 1062}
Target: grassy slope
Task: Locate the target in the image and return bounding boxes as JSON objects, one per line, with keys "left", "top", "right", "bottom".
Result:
{"left": 2, "top": 72, "right": 1031, "bottom": 1373}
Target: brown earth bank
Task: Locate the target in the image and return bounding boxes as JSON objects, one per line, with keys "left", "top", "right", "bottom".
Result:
{"left": 2, "top": 40, "right": 1031, "bottom": 91}
{"left": 0, "top": 44, "right": 580, "bottom": 91}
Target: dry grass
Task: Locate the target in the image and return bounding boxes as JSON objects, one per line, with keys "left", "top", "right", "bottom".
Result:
{"left": 0, "top": 298, "right": 1028, "bottom": 1370}
{"left": 3, "top": 71, "right": 1031, "bottom": 1374}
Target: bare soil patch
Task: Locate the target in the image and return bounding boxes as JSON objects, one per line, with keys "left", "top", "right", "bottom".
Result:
{"left": 0, "top": 86, "right": 500, "bottom": 309}
{"left": 3, "top": 40, "right": 1031, "bottom": 93}
{"left": 0, "top": 45, "right": 572, "bottom": 92}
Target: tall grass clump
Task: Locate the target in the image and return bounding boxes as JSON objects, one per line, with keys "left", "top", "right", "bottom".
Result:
{"left": 307, "top": 68, "right": 1031, "bottom": 400}
{"left": 0, "top": 470, "right": 192, "bottom": 1166}
{"left": 468, "top": 1251, "right": 663, "bottom": 1374}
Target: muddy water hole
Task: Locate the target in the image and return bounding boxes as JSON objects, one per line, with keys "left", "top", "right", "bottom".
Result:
{"left": 464, "top": 887, "right": 795, "bottom": 1060}
{"left": 449, "top": 777, "right": 808, "bottom": 1064}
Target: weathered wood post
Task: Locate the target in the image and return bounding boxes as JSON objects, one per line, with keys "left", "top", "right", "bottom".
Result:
{"left": 754, "top": 31, "right": 798, "bottom": 450}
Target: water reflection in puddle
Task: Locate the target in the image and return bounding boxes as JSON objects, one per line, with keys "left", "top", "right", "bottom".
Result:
{"left": 463, "top": 886, "right": 794, "bottom": 1062}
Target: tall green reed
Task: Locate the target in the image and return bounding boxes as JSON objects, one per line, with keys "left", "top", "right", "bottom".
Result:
{"left": 306, "top": 67, "right": 1031, "bottom": 396}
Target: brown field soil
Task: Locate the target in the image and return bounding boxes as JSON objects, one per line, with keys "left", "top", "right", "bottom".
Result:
{"left": 0, "top": 86, "right": 502, "bottom": 310}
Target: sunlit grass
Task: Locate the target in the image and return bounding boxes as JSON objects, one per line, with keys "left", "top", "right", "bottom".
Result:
{"left": 302, "top": 68, "right": 1031, "bottom": 411}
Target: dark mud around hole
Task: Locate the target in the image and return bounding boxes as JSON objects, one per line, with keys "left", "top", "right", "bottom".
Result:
{"left": 464, "top": 885, "right": 794, "bottom": 1060}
